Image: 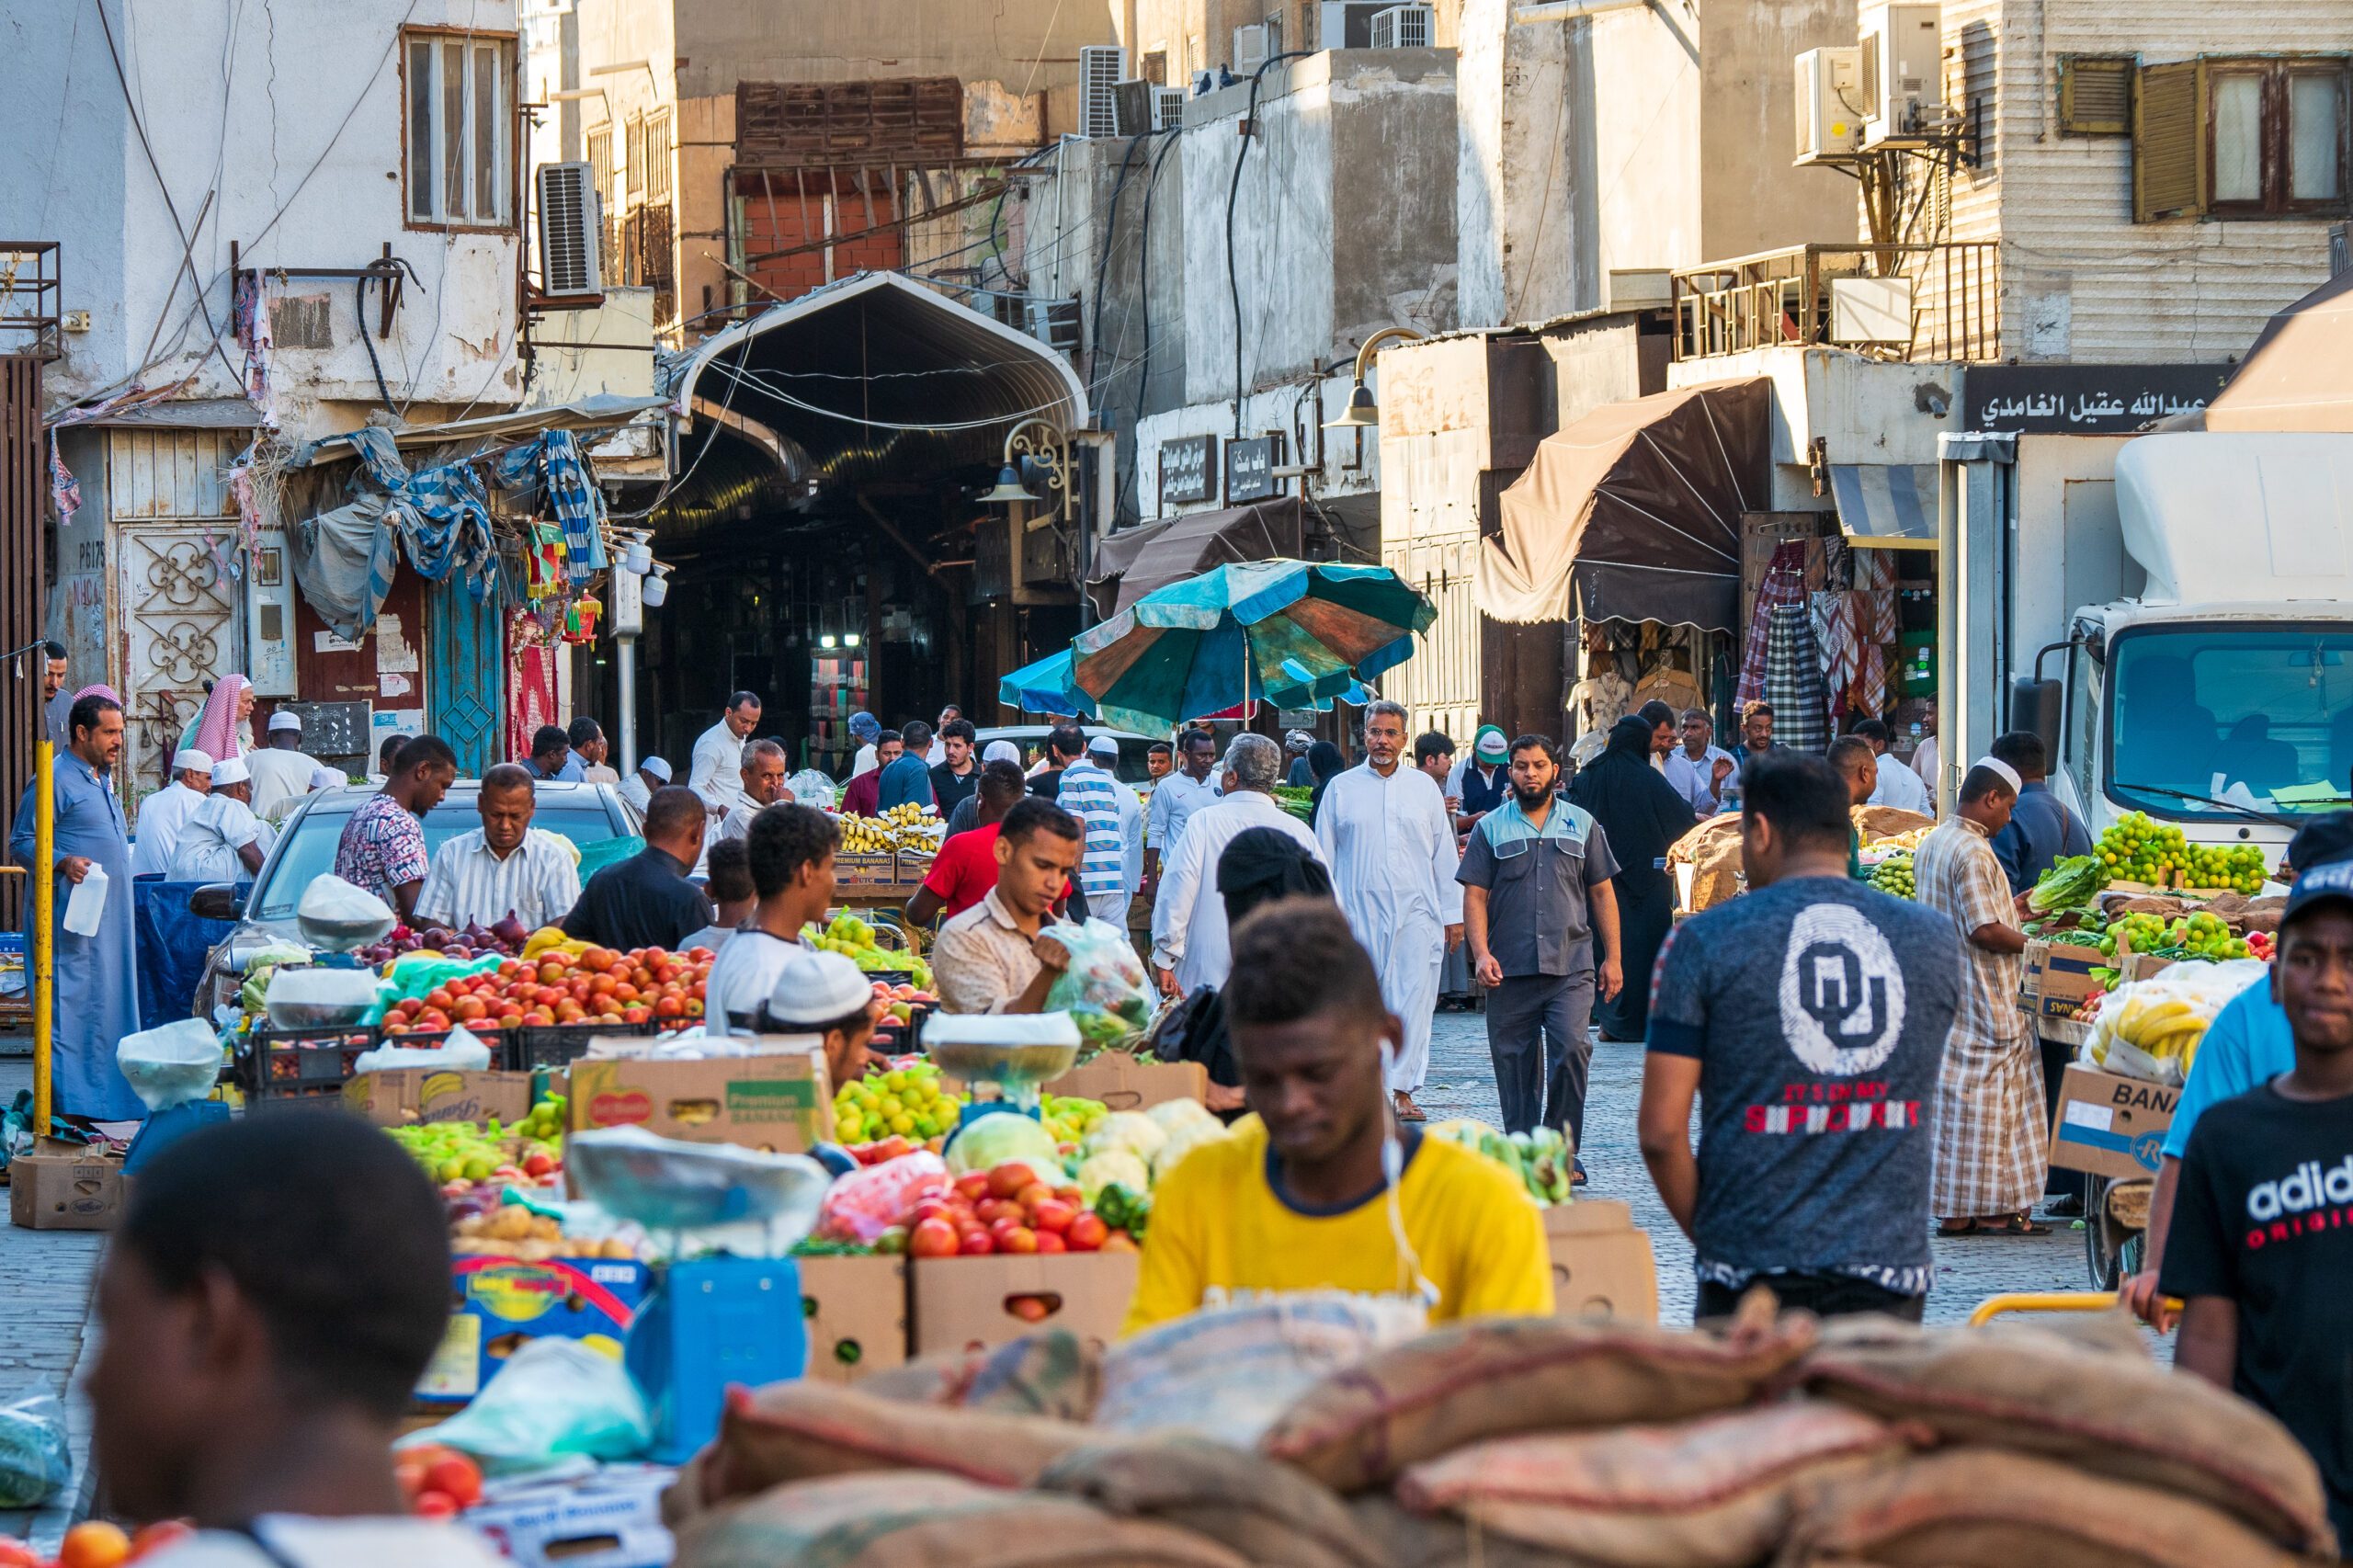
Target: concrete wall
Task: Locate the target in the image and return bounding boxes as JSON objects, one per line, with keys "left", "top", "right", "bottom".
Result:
{"left": 1696, "top": 0, "right": 1857, "bottom": 257}
{"left": 11, "top": 0, "right": 524, "bottom": 425}
{"left": 1942, "top": 0, "right": 2345, "bottom": 361}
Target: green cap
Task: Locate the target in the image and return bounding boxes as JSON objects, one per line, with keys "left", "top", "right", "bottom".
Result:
{"left": 1472, "top": 724, "right": 1508, "bottom": 763}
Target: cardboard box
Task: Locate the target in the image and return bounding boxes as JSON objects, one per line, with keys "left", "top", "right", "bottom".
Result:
{"left": 835, "top": 851, "right": 896, "bottom": 887}
{"left": 910, "top": 1251, "right": 1139, "bottom": 1356}
{"left": 343, "top": 1069, "right": 537, "bottom": 1128}
{"left": 1544, "top": 1199, "right": 1658, "bottom": 1324}
{"left": 2020, "top": 937, "right": 2109, "bottom": 1018}
{"left": 463, "top": 1464, "right": 674, "bottom": 1568}
{"left": 416, "top": 1256, "right": 652, "bottom": 1403}
{"left": 2050, "top": 1064, "right": 2179, "bottom": 1179}
{"left": 799, "top": 1253, "right": 910, "bottom": 1383}
{"left": 1041, "top": 1051, "right": 1210, "bottom": 1112}
{"left": 8, "top": 1140, "right": 126, "bottom": 1231}
{"left": 564, "top": 1051, "right": 834, "bottom": 1152}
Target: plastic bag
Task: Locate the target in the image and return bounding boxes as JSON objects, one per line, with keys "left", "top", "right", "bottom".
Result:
{"left": 353, "top": 1026, "right": 493, "bottom": 1074}
{"left": 294, "top": 874, "right": 394, "bottom": 945}
{"left": 0, "top": 1391, "right": 71, "bottom": 1506}
{"left": 398, "top": 1339, "right": 650, "bottom": 1475}
{"left": 814, "top": 1151, "right": 949, "bottom": 1243}
{"left": 2082, "top": 959, "right": 2268, "bottom": 1086}
{"left": 786, "top": 769, "right": 837, "bottom": 812}
{"left": 565, "top": 1126, "right": 830, "bottom": 1241}
{"left": 1095, "top": 1295, "right": 1427, "bottom": 1447}
{"left": 1041, "top": 917, "right": 1154, "bottom": 1044}
{"left": 116, "top": 1017, "right": 226, "bottom": 1113}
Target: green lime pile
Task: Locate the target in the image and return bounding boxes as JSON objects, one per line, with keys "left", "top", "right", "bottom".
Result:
{"left": 834, "top": 1059, "right": 962, "bottom": 1142}
{"left": 2099, "top": 908, "right": 2250, "bottom": 960}
{"left": 1870, "top": 852, "right": 1915, "bottom": 899}
{"left": 2097, "top": 812, "right": 2267, "bottom": 891}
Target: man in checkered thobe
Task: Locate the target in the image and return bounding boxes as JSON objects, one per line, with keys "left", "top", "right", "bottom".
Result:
{"left": 1914, "top": 756, "right": 2050, "bottom": 1235}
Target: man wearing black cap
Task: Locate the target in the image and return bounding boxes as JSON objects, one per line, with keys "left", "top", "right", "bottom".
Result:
{"left": 2165, "top": 854, "right": 2353, "bottom": 1547}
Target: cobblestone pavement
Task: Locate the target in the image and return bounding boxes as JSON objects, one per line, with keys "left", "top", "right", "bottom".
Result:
{"left": 0, "top": 1055, "right": 104, "bottom": 1552}
{"left": 1420, "top": 1009, "right": 2106, "bottom": 1328}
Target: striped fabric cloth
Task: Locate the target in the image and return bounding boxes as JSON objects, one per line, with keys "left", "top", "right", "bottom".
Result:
{"left": 1761, "top": 595, "right": 1831, "bottom": 755}
{"left": 1736, "top": 543, "right": 1810, "bottom": 710}
{"left": 414, "top": 826, "right": 584, "bottom": 932}
{"left": 1054, "top": 760, "right": 1131, "bottom": 905}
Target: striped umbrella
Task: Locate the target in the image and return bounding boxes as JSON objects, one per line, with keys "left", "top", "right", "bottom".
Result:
{"left": 1067, "top": 560, "right": 1435, "bottom": 734}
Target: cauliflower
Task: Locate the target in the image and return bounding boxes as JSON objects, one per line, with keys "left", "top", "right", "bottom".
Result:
{"left": 1152, "top": 1117, "right": 1230, "bottom": 1181}
{"left": 1145, "top": 1097, "right": 1219, "bottom": 1139}
{"left": 945, "top": 1111, "right": 1063, "bottom": 1176}
{"left": 1074, "top": 1149, "right": 1152, "bottom": 1205}
{"left": 1079, "top": 1110, "right": 1168, "bottom": 1164}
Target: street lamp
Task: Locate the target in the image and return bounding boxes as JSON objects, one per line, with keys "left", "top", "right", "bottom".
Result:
{"left": 982, "top": 418, "right": 1074, "bottom": 524}
{"left": 1324, "top": 324, "right": 1427, "bottom": 430}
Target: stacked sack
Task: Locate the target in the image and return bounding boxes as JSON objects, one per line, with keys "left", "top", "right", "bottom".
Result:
{"left": 662, "top": 1297, "right": 2338, "bottom": 1568}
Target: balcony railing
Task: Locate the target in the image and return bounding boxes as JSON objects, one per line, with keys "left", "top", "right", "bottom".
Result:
{"left": 1670, "top": 243, "right": 2001, "bottom": 364}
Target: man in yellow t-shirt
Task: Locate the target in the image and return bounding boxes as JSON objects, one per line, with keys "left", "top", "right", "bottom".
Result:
{"left": 1124, "top": 899, "right": 1554, "bottom": 1334}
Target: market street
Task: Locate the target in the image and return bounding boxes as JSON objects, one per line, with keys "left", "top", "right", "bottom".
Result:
{"left": 0, "top": 1056, "right": 100, "bottom": 1557}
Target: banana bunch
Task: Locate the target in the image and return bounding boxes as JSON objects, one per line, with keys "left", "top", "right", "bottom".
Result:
{"left": 2086, "top": 986, "right": 2215, "bottom": 1084}
{"left": 838, "top": 813, "right": 906, "bottom": 852}
{"left": 879, "top": 802, "right": 935, "bottom": 829}
{"left": 1429, "top": 1119, "right": 1574, "bottom": 1205}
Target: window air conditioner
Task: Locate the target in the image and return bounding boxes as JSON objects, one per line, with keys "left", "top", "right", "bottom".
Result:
{"left": 534, "top": 162, "right": 604, "bottom": 300}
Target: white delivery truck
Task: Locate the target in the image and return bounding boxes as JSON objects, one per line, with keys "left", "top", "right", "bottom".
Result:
{"left": 1941, "top": 429, "right": 2353, "bottom": 867}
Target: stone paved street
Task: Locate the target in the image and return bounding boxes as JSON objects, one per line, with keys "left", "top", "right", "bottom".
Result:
{"left": 1420, "top": 1010, "right": 2102, "bottom": 1327}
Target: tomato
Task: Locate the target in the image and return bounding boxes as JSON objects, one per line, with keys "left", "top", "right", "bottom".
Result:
{"left": 622, "top": 1006, "right": 650, "bottom": 1024}
{"left": 1007, "top": 1295, "right": 1052, "bottom": 1323}
{"left": 1013, "top": 1181, "right": 1053, "bottom": 1212}
{"left": 411, "top": 1491, "right": 460, "bottom": 1519}
{"left": 1029, "top": 1199, "right": 1075, "bottom": 1234}
{"left": 960, "top": 1230, "right": 995, "bottom": 1256}
{"left": 986, "top": 1163, "right": 1039, "bottom": 1200}
{"left": 0, "top": 1541, "right": 42, "bottom": 1567}
{"left": 953, "top": 1171, "right": 992, "bottom": 1203}
{"left": 643, "top": 947, "right": 671, "bottom": 965}
{"left": 685, "top": 998, "right": 703, "bottom": 1017}
{"left": 59, "top": 1522, "right": 132, "bottom": 1568}
{"left": 589, "top": 973, "right": 617, "bottom": 996}
{"left": 654, "top": 995, "right": 684, "bottom": 1019}
{"left": 454, "top": 997, "right": 489, "bottom": 1021}
{"left": 416, "top": 1010, "right": 449, "bottom": 1030}
{"left": 1065, "top": 1212, "right": 1108, "bottom": 1252}
{"left": 424, "top": 1454, "right": 483, "bottom": 1506}
{"left": 394, "top": 1458, "right": 429, "bottom": 1497}
{"left": 1100, "top": 1230, "right": 1139, "bottom": 1253}
{"left": 1033, "top": 1230, "right": 1066, "bottom": 1254}
{"left": 998, "top": 1224, "right": 1040, "bottom": 1255}
{"left": 127, "top": 1520, "right": 196, "bottom": 1562}
{"left": 909, "top": 1218, "right": 960, "bottom": 1257}
{"left": 424, "top": 988, "right": 456, "bottom": 1012}
{"left": 1052, "top": 1184, "right": 1085, "bottom": 1207}
{"left": 524, "top": 1008, "right": 555, "bottom": 1027}
{"left": 582, "top": 948, "right": 617, "bottom": 973}
{"left": 613, "top": 982, "right": 640, "bottom": 1004}
{"left": 538, "top": 960, "right": 565, "bottom": 983}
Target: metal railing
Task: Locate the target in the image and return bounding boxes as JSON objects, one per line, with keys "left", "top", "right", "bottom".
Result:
{"left": 1669, "top": 242, "right": 2001, "bottom": 364}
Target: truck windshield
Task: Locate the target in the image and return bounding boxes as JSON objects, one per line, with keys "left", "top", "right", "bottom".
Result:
{"left": 2109, "top": 625, "right": 2353, "bottom": 818}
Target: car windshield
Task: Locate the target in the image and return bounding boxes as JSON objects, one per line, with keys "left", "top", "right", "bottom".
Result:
{"left": 2108, "top": 625, "right": 2353, "bottom": 817}
{"left": 246, "top": 794, "right": 628, "bottom": 921}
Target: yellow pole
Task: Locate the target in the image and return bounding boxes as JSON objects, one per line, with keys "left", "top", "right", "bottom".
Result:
{"left": 30, "top": 738, "right": 51, "bottom": 1137}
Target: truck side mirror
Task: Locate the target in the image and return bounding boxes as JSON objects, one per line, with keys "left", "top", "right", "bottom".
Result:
{"left": 2010, "top": 676, "right": 2062, "bottom": 762}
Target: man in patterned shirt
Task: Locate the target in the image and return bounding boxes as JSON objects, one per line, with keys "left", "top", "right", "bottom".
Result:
{"left": 334, "top": 735, "right": 456, "bottom": 920}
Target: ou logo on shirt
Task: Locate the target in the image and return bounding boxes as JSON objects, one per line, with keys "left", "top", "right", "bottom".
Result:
{"left": 1777, "top": 904, "right": 1907, "bottom": 1076}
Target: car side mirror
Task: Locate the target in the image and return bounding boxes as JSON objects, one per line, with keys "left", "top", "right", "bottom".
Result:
{"left": 2009, "top": 676, "right": 2062, "bottom": 763}
{"left": 188, "top": 883, "right": 244, "bottom": 922}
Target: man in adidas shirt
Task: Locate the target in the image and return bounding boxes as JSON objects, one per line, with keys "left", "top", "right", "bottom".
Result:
{"left": 2165, "top": 857, "right": 2353, "bottom": 1547}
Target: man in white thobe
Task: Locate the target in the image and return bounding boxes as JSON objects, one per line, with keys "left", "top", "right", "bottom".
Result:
{"left": 688, "top": 691, "right": 761, "bottom": 821}
{"left": 245, "top": 711, "right": 324, "bottom": 822}
{"left": 1315, "top": 701, "right": 1464, "bottom": 1121}
{"left": 619, "top": 756, "right": 670, "bottom": 815}
{"left": 130, "top": 749, "right": 214, "bottom": 879}
{"left": 1151, "top": 733, "right": 1322, "bottom": 997}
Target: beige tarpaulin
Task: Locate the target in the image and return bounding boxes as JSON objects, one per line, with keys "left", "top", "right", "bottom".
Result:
{"left": 1480, "top": 380, "right": 1769, "bottom": 631}
{"left": 2207, "top": 271, "right": 2353, "bottom": 433}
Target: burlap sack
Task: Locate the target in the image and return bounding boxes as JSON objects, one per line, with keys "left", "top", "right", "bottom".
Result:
{"left": 1347, "top": 1494, "right": 1604, "bottom": 1568}
{"left": 1795, "top": 1318, "right": 2333, "bottom": 1555}
{"left": 1777, "top": 1448, "right": 2313, "bottom": 1568}
{"left": 857, "top": 1329, "right": 1105, "bottom": 1419}
{"left": 1261, "top": 1300, "right": 1818, "bottom": 1492}
{"left": 672, "top": 1471, "right": 1251, "bottom": 1568}
{"left": 1850, "top": 806, "right": 1932, "bottom": 843}
{"left": 1665, "top": 816, "right": 1745, "bottom": 911}
{"left": 687, "top": 1382, "right": 1092, "bottom": 1509}
{"left": 1040, "top": 1433, "right": 1385, "bottom": 1568}
{"left": 1395, "top": 1402, "right": 1915, "bottom": 1568}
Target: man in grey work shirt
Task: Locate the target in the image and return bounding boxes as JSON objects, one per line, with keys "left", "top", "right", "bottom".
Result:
{"left": 1457, "top": 733, "right": 1622, "bottom": 1153}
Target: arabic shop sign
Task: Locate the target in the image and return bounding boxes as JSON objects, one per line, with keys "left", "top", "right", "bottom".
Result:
{"left": 1965, "top": 364, "right": 2232, "bottom": 435}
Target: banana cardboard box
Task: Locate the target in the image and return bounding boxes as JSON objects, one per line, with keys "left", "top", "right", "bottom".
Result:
{"left": 416, "top": 1255, "right": 652, "bottom": 1404}
{"left": 2051, "top": 1065, "right": 2178, "bottom": 1180}
{"left": 563, "top": 1049, "right": 834, "bottom": 1151}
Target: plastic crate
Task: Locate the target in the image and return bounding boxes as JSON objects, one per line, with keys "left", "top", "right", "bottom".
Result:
{"left": 503, "top": 1020, "right": 656, "bottom": 1073}
{"left": 243, "top": 1026, "right": 379, "bottom": 1101}
{"left": 868, "top": 998, "right": 938, "bottom": 1058}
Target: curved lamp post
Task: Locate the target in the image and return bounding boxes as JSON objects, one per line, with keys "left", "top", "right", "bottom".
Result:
{"left": 1324, "top": 324, "right": 1427, "bottom": 430}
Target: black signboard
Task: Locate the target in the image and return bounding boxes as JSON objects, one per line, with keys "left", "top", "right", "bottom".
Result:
{"left": 1159, "top": 435, "right": 1216, "bottom": 505}
{"left": 1225, "top": 435, "right": 1280, "bottom": 503}
{"left": 276, "top": 699, "right": 369, "bottom": 762}
{"left": 1965, "top": 364, "right": 2232, "bottom": 435}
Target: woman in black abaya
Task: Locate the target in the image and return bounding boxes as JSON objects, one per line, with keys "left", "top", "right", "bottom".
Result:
{"left": 1566, "top": 714, "right": 1699, "bottom": 1040}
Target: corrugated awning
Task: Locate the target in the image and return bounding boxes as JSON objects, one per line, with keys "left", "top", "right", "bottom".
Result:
{"left": 1086, "top": 498, "right": 1305, "bottom": 617}
{"left": 1481, "top": 380, "right": 1769, "bottom": 631}
{"left": 1829, "top": 463, "right": 1939, "bottom": 548}
{"left": 78, "top": 397, "right": 261, "bottom": 429}
{"left": 290, "top": 392, "right": 668, "bottom": 467}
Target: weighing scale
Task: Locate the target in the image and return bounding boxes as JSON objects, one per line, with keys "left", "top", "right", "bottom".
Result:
{"left": 921, "top": 1012, "right": 1081, "bottom": 1138}
{"left": 565, "top": 1126, "right": 831, "bottom": 1462}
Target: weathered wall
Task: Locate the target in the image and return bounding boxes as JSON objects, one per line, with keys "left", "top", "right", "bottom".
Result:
{"left": 1132, "top": 375, "right": 1381, "bottom": 522}
{"left": 1697, "top": 0, "right": 1858, "bottom": 257}
{"left": 1455, "top": 0, "right": 1585, "bottom": 325}
{"left": 13, "top": 0, "right": 525, "bottom": 423}
{"left": 1668, "top": 345, "right": 1961, "bottom": 509}
{"left": 1943, "top": 0, "right": 2344, "bottom": 361}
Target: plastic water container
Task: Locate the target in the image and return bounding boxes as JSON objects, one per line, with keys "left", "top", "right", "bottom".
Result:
{"left": 62, "top": 864, "right": 108, "bottom": 937}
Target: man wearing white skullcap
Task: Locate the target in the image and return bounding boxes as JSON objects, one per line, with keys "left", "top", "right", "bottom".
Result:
{"left": 246, "top": 709, "right": 325, "bottom": 822}
{"left": 130, "top": 748, "right": 215, "bottom": 878}
{"left": 620, "top": 755, "right": 672, "bottom": 815}
{"left": 1912, "top": 756, "right": 2043, "bottom": 1237}
{"left": 170, "top": 754, "right": 277, "bottom": 883}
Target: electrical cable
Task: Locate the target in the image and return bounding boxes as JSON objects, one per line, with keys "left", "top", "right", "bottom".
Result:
{"left": 357, "top": 274, "right": 398, "bottom": 412}
{"left": 1087, "top": 129, "right": 1154, "bottom": 395}
{"left": 1226, "top": 51, "right": 1314, "bottom": 437}
{"left": 1120, "top": 125, "right": 1187, "bottom": 511}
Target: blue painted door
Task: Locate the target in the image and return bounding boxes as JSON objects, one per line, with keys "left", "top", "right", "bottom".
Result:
{"left": 426, "top": 579, "right": 505, "bottom": 776}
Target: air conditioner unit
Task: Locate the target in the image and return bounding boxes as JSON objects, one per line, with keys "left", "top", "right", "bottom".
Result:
{"left": 1370, "top": 5, "right": 1432, "bottom": 49}
{"left": 1319, "top": 0, "right": 1392, "bottom": 48}
{"left": 1829, "top": 275, "right": 1914, "bottom": 344}
{"left": 1794, "top": 46, "right": 1864, "bottom": 164}
{"left": 1858, "top": 2, "right": 1943, "bottom": 146}
{"left": 1080, "top": 45, "right": 1129, "bottom": 137}
{"left": 1026, "top": 297, "right": 1084, "bottom": 356}
{"left": 1233, "top": 24, "right": 1269, "bottom": 74}
{"left": 1154, "top": 87, "right": 1188, "bottom": 131}
{"left": 534, "top": 162, "right": 604, "bottom": 300}
{"left": 1112, "top": 78, "right": 1154, "bottom": 135}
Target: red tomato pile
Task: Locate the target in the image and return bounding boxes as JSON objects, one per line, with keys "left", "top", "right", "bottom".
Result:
{"left": 0, "top": 1520, "right": 193, "bottom": 1568}
{"left": 902, "top": 1161, "right": 1134, "bottom": 1261}
{"left": 381, "top": 946, "right": 712, "bottom": 1035}
{"left": 396, "top": 1443, "right": 484, "bottom": 1518}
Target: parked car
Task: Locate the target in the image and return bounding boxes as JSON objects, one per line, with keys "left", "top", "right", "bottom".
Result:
{"left": 971, "top": 725, "right": 1160, "bottom": 785}
{"left": 187, "top": 780, "right": 641, "bottom": 1016}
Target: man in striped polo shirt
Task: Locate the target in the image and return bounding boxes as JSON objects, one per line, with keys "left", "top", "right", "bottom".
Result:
{"left": 1053, "top": 729, "right": 1137, "bottom": 925}
{"left": 415, "top": 764, "right": 583, "bottom": 933}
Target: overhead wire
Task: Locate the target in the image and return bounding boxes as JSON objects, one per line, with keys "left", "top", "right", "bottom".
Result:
{"left": 1226, "top": 51, "right": 1314, "bottom": 437}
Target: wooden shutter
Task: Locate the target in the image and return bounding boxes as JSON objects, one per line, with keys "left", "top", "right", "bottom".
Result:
{"left": 2134, "top": 59, "right": 2208, "bottom": 221}
{"left": 2060, "top": 55, "right": 2134, "bottom": 135}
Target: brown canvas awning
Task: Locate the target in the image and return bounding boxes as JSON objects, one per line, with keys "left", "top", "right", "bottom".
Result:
{"left": 1086, "top": 497, "right": 1306, "bottom": 616}
{"left": 2207, "top": 270, "right": 2353, "bottom": 433}
{"left": 1480, "top": 380, "right": 1769, "bottom": 631}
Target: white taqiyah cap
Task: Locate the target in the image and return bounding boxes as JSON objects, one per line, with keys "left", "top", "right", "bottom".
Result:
{"left": 641, "top": 756, "right": 673, "bottom": 782}
{"left": 267, "top": 710, "right": 302, "bottom": 733}
{"left": 982, "top": 740, "right": 1021, "bottom": 765}
{"left": 767, "top": 949, "right": 874, "bottom": 1026}
{"left": 309, "top": 765, "right": 346, "bottom": 789}
{"left": 209, "top": 756, "right": 250, "bottom": 787}
{"left": 1087, "top": 734, "right": 1120, "bottom": 758}
{"left": 173, "top": 748, "right": 214, "bottom": 775}
{"left": 1971, "top": 756, "right": 2023, "bottom": 796}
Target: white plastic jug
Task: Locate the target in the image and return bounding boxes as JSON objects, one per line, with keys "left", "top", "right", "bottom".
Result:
{"left": 62, "top": 863, "right": 108, "bottom": 937}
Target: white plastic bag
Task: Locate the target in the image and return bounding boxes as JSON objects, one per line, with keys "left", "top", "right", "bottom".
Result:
{"left": 0, "top": 1391, "right": 70, "bottom": 1506}
{"left": 354, "top": 1025, "right": 493, "bottom": 1074}
{"left": 2082, "top": 958, "right": 2268, "bottom": 1085}
{"left": 116, "top": 1017, "right": 225, "bottom": 1112}
{"left": 398, "top": 1339, "right": 650, "bottom": 1475}
{"left": 785, "top": 769, "right": 836, "bottom": 812}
